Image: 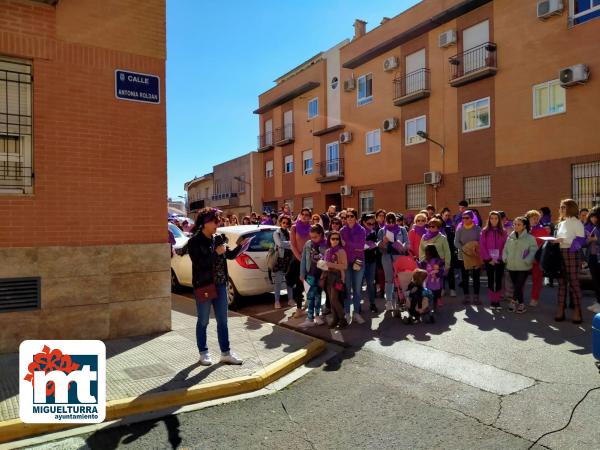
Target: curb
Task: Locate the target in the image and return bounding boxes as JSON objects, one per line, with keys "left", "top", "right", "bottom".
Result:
{"left": 0, "top": 338, "right": 326, "bottom": 444}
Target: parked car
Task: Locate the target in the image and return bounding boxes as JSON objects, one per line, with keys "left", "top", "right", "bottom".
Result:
{"left": 170, "top": 225, "right": 277, "bottom": 309}
{"left": 168, "top": 222, "right": 189, "bottom": 248}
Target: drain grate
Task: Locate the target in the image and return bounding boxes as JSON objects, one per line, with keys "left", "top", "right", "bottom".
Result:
{"left": 0, "top": 277, "right": 40, "bottom": 313}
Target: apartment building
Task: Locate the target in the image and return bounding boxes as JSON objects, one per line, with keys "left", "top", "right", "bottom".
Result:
{"left": 186, "top": 173, "right": 213, "bottom": 217}
{"left": 255, "top": 0, "right": 600, "bottom": 218}
{"left": 0, "top": 0, "right": 168, "bottom": 352}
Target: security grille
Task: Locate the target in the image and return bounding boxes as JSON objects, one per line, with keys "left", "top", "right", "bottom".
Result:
{"left": 0, "top": 277, "right": 40, "bottom": 313}
{"left": 464, "top": 175, "right": 491, "bottom": 206}
{"left": 406, "top": 183, "right": 426, "bottom": 210}
{"left": 0, "top": 57, "right": 33, "bottom": 194}
{"left": 572, "top": 161, "right": 600, "bottom": 210}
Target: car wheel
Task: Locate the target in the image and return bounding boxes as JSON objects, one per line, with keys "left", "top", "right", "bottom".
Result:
{"left": 227, "top": 278, "right": 241, "bottom": 310}
{"left": 171, "top": 269, "right": 183, "bottom": 294}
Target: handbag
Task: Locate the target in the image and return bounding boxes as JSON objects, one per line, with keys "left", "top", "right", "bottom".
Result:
{"left": 194, "top": 283, "right": 217, "bottom": 303}
{"left": 334, "top": 281, "right": 345, "bottom": 292}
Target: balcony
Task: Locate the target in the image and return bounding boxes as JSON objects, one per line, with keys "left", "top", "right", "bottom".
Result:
{"left": 257, "top": 132, "right": 274, "bottom": 152}
{"left": 393, "top": 68, "right": 431, "bottom": 106}
{"left": 189, "top": 199, "right": 205, "bottom": 211}
{"left": 449, "top": 42, "right": 497, "bottom": 87}
{"left": 210, "top": 192, "right": 240, "bottom": 208}
{"left": 274, "top": 124, "right": 294, "bottom": 146}
{"left": 316, "top": 158, "right": 344, "bottom": 183}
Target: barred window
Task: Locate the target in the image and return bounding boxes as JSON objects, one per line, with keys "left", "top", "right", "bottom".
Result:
{"left": 1, "top": 57, "right": 32, "bottom": 194}
{"left": 572, "top": 161, "right": 600, "bottom": 210}
{"left": 406, "top": 183, "right": 426, "bottom": 210}
{"left": 359, "top": 190, "right": 374, "bottom": 215}
{"left": 464, "top": 175, "right": 491, "bottom": 206}
{"left": 302, "top": 197, "right": 313, "bottom": 210}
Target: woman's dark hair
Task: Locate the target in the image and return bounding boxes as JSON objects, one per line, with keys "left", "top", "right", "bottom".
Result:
{"left": 426, "top": 204, "right": 435, "bottom": 212}
{"left": 192, "top": 207, "right": 220, "bottom": 233}
{"left": 300, "top": 207, "right": 312, "bottom": 216}
{"left": 310, "top": 224, "right": 324, "bottom": 236}
{"left": 441, "top": 207, "right": 451, "bottom": 215}
{"left": 483, "top": 211, "right": 504, "bottom": 234}
{"left": 458, "top": 200, "right": 469, "bottom": 207}
{"left": 385, "top": 212, "right": 397, "bottom": 223}
{"left": 278, "top": 214, "right": 291, "bottom": 225}
{"left": 424, "top": 244, "right": 440, "bottom": 260}
{"left": 346, "top": 208, "right": 358, "bottom": 219}
{"left": 330, "top": 217, "right": 342, "bottom": 228}
{"left": 514, "top": 216, "right": 530, "bottom": 233}
{"left": 427, "top": 218, "right": 443, "bottom": 229}
{"left": 327, "top": 231, "right": 341, "bottom": 248}
{"left": 375, "top": 209, "right": 386, "bottom": 218}
{"left": 433, "top": 213, "right": 444, "bottom": 222}
{"left": 540, "top": 206, "right": 551, "bottom": 216}
{"left": 560, "top": 199, "right": 579, "bottom": 220}
{"left": 361, "top": 213, "right": 375, "bottom": 226}
{"left": 586, "top": 206, "right": 600, "bottom": 225}
{"left": 242, "top": 216, "right": 251, "bottom": 224}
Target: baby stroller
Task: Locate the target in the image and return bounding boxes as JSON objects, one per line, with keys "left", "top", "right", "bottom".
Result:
{"left": 393, "top": 255, "right": 418, "bottom": 319}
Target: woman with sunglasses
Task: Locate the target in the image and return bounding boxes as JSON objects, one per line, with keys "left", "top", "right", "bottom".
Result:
{"left": 272, "top": 215, "right": 294, "bottom": 310}
{"left": 454, "top": 210, "right": 482, "bottom": 304}
{"left": 340, "top": 208, "right": 367, "bottom": 324}
{"left": 362, "top": 214, "right": 379, "bottom": 313}
{"left": 323, "top": 231, "right": 349, "bottom": 328}
{"left": 289, "top": 208, "right": 313, "bottom": 317}
{"left": 377, "top": 212, "right": 409, "bottom": 313}
{"left": 480, "top": 211, "right": 508, "bottom": 310}
{"left": 408, "top": 213, "right": 428, "bottom": 258}
{"left": 187, "top": 207, "right": 248, "bottom": 366}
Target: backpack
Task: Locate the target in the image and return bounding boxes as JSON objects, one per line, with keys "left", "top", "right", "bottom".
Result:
{"left": 539, "top": 241, "right": 561, "bottom": 278}
{"left": 266, "top": 246, "right": 278, "bottom": 271}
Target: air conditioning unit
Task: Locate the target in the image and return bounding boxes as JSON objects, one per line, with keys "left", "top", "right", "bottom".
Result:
{"left": 340, "top": 185, "right": 352, "bottom": 196}
{"left": 438, "top": 29, "right": 457, "bottom": 48}
{"left": 383, "top": 56, "right": 399, "bottom": 72}
{"left": 537, "top": 0, "right": 563, "bottom": 19}
{"left": 340, "top": 131, "right": 353, "bottom": 143}
{"left": 559, "top": 64, "right": 589, "bottom": 87}
{"left": 344, "top": 78, "right": 356, "bottom": 91}
{"left": 383, "top": 117, "right": 398, "bottom": 132}
{"left": 424, "top": 171, "right": 442, "bottom": 185}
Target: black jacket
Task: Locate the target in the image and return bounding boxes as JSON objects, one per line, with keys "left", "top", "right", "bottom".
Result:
{"left": 187, "top": 232, "right": 242, "bottom": 288}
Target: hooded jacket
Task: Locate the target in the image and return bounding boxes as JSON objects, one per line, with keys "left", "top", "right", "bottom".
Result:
{"left": 502, "top": 230, "right": 538, "bottom": 271}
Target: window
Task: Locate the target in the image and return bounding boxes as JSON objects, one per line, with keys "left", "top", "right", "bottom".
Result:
{"left": 572, "top": 161, "right": 600, "bottom": 209}
{"left": 366, "top": 129, "right": 381, "bottom": 155}
{"left": 265, "top": 160, "right": 273, "bottom": 178}
{"left": 284, "top": 155, "right": 294, "bottom": 174}
{"left": 237, "top": 175, "right": 245, "bottom": 193}
{"left": 405, "top": 116, "right": 426, "bottom": 146}
{"left": 406, "top": 184, "right": 426, "bottom": 210}
{"left": 325, "top": 142, "right": 340, "bottom": 175}
{"left": 0, "top": 57, "right": 33, "bottom": 194}
{"left": 264, "top": 119, "right": 273, "bottom": 146}
{"left": 284, "top": 199, "right": 294, "bottom": 213}
{"left": 464, "top": 175, "right": 491, "bottom": 206}
{"left": 303, "top": 197, "right": 313, "bottom": 210}
{"left": 462, "top": 97, "right": 490, "bottom": 133}
{"left": 570, "top": 0, "right": 600, "bottom": 25}
{"left": 308, "top": 97, "right": 318, "bottom": 119}
{"left": 302, "top": 150, "right": 313, "bottom": 175}
{"left": 533, "top": 80, "right": 566, "bottom": 119}
{"left": 357, "top": 74, "right": 373, "bottom": 106}
{"left": 359, "top": 190, "right": 375, "bottom": 215}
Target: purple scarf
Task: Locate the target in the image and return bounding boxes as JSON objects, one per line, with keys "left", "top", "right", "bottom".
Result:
{"left": 423, "top": 229, "right": 440, "bottom": 241}
{"left": 294, "top": 219, "right": 311, "bottom": 240}
{"left": 325, "top": 245, "right": 342, "bottom": 262}
{"left": 384, "top": 223, "right": 401, "bottom": 235}
{"left": 412, "top": 224, "right": 427, "bottom": 237}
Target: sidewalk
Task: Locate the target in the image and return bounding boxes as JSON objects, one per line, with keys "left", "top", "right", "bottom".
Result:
{"left": 0, "top": 306, "right": 325, "bottom": 444}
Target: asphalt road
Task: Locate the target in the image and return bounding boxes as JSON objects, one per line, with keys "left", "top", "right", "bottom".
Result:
{"left": 29, "top": 284, "right": 600, "bottom": 450}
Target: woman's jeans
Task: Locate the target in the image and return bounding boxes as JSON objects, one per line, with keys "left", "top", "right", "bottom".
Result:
{"left": 195, "top": 283, "right": 230, "bottom": 354}
{"left": 345, "top": 265, "right": 365, "bottom": 314}
{"left": 381, "top": 254, "right": 398, "bottom": 303}
{"left": 363, "top": 261, "right": 377, "bottom": 305}
{"left": 273, "top": 271, "right": 293, "bottom": 304}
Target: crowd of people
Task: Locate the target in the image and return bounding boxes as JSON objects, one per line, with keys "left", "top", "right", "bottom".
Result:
{"left": 184, "top": 199, "right": 600, "bottom": 364}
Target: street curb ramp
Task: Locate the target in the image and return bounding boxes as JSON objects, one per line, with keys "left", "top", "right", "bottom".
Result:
{"left": 0, "top": 338, "right": 326, "bottom": 444}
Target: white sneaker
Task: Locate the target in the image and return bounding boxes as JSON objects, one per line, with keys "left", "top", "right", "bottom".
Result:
{"left": 299, "top": 318, "right": 316, "bottom": 328}
{"left": 587, "top": 303, "right": 600, "bottom": 313}
{"left": 352, "top": 313, "right": 365, "bottom": 324}
{"left": 314, "top": 315, "right": 325, "bottom": 326}
{"left": 385, "top": 301, "right": 393, "bottom": 311}
{"left": 274, "top": 301, "right": 281, "bottom": 309}
{"left": 529, "top": 299, "right": 539, "bottom": 307}
{"left": 199, "top": 351, "right": 212, "bottom": 366}
{"left": 220, "top": 352, "right": 243, "bottom": 365}
{"left": 450, "top": 290, "right": 457, "bottom": 298}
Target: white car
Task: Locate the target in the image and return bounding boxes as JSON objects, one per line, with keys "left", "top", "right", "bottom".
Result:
{"left": 170, "top": 225, "right": 277, "bottom": 309}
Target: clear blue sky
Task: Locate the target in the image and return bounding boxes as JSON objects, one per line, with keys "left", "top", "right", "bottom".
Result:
{"left": 166, "top": 0, "right": 421, "bottom": 200}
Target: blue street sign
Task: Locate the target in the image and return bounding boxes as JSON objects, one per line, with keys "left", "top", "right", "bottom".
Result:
{"left": 115, "top": 69, "right": 160, "bottom": 104}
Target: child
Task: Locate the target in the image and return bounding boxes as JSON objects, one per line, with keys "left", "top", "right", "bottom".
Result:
{"left": 404, "top": 269, "right": 434, "bottom": 324}
{"left": 323, "top": 231, "right": 349, "bottom": 329}
{"left": 423, "top": 245, "right": 445, "bottom": 309}
{"left": 299, "top": 224, "right": 327, "bottom": 327}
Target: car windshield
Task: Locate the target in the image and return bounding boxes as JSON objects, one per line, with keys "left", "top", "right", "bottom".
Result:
{"left": 168, "top": 223, "right": 185, "bottom": 239}
{"left": 243, "top": 229, "right": 275, "bottom": 252}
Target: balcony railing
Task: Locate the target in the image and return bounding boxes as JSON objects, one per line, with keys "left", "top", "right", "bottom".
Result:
{"left": 211, "top": 192, "right": 238, "bottom": 201}
{"left": 449, "top": 42, "right": 497, "bottom": 87}
{"left": 274, "top": 124, "right": 294, "bottom": 145}
{"left": 257, "top": 132, "right": 274, "bottom": 152}
{"left": 316, "top": 158, "right": 344, "bottom": 183}
{"left": 393, "top": 68, "right": 431, "bottom": 106}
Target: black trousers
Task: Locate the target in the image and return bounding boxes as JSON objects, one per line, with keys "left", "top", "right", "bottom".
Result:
{"left": 589, "top": 256, "right": 600, "bottom": 303}
{"left": 286, "top": 258, "right": 304, "bottom": 308}
{"left": 484, "top": 261, "right": 505, "bottom": 293}
{"left": 509, "top": 270, "right": 529, "bottom": 304}
{"left": 460, "top": 261, "right": 480, "bottom": 295}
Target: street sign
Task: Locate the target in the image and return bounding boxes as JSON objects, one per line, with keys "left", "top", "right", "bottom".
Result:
{"left": 115, "top": 69, "right": 160, "bottom": 104}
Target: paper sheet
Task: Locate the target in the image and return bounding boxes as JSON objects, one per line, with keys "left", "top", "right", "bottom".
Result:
{"left": 385, "top": 230, "right": 395, "bottom": 242}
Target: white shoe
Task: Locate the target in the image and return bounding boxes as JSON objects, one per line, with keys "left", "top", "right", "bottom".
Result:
{"left": 299, "top": 318, "right": 316, "bottom": 328}
{"left": 385, "top": 301, "right": 393, "bottom": 311}
{"left": 450, "top": 290, "right": 457, "bottom": 298}
{"left": 274, "top": 301, "right": 281, "bottom": 309}
{"left": 314, "top": 315, "right": 325, "bottom": 326}
{"left": 199, "top": 351, "right": 212, "bottom": 366}
{"left": 352, "top": 313, "right": 365, "bottom": 324}
{"left": 529, "top": 299, "right": 539, "bottom": 307}
{"left": 220, "top": 352, "right": 243, "bottom": 365}
{"left": 587, "top": 303, "right": 600, "bottom": 313}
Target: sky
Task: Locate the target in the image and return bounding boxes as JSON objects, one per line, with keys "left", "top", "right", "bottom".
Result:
{"left": 166, "top": 0, "right": 421, "bottom": 200}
